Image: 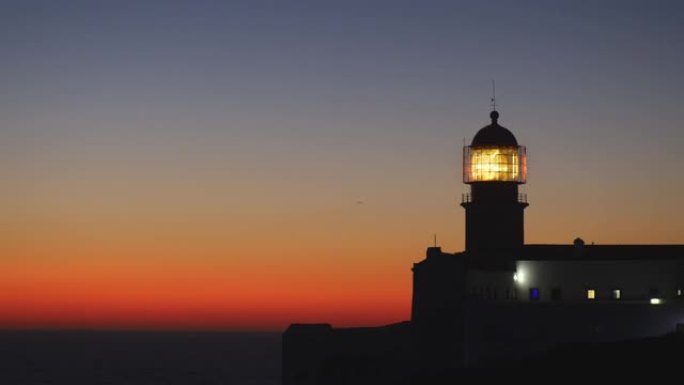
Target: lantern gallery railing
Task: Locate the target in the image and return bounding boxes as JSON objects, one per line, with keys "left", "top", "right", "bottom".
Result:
{"left": 463, "top": 145, "right": 527, "bottom": 183}
{"left": 461, "top": 193, "right": 527, "bottom": 204}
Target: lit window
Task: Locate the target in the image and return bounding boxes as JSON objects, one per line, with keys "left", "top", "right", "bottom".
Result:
{"left": 586, "top": 289, "right": 596, "bottom": 300}
{"left": 611, "top": 289, "right": 621, "bottom": 300}
{"left": 650, "top": 298, "right": 662, "bottom": 305}
{"left": 678, "top": 289, "right": 682, "bottom": 297}
{"left": 529, "top": 288, "right": 540, "bottom": 301}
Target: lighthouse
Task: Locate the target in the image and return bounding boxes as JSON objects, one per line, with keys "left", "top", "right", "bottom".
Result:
{"left": 461, "top": 110, "right": 528, "bottom": 263}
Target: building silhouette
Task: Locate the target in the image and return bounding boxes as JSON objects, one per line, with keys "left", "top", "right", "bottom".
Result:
{"left": 283, "top": 111, "right": 684, "bottom": 383}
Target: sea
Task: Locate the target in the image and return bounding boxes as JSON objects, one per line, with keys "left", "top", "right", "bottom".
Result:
{"left": 0, "top": 331, "right": 281, "bottom": 385}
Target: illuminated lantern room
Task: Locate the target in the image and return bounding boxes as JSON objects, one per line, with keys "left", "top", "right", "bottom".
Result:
{"left": 463, "top": 111, "right": 527, "bottom": 184}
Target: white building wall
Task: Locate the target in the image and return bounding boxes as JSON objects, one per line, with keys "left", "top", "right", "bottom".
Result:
{"left": 514, "top": 259, "right": 684, "bottom": 303}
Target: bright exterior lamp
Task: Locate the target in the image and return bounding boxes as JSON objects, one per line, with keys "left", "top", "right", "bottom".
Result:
{"left": 463, "top": 145, "right": 527, "bottom": 183}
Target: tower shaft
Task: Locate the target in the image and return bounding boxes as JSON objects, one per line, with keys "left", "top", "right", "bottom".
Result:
{"left": 461, "top": 183, "right": 527, "bottom": 254}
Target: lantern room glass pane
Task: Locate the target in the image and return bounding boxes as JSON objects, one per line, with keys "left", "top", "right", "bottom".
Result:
{"left": 463, "top": 146, "right": 527, "bottom": 183}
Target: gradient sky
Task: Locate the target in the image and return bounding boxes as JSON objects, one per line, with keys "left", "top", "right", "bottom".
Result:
{"left": 1, "top": 0, "right": 684, "bottom": 330}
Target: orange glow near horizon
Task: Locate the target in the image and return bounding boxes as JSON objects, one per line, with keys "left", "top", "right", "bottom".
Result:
{"left": 0, "top": 248, "right": 413, "bottom": 331}
{"left": 0, "top": 279, "right": 410, "bottom": 330}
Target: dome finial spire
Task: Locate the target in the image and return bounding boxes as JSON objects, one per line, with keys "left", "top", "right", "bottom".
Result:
{"left": 489, "top": 79, "right": 499, "bottom": 123}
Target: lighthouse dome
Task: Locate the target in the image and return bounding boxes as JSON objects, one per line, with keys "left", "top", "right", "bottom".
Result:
{"left": 471, "top": 111, "right": 518, "bottom": 147}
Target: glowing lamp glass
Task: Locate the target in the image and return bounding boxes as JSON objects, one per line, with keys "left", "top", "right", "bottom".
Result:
{"left": 650, "top": 298, "right": 662, "bottom": 305}
{"left": 463, "top": 145, "right": 527, "bottom": 183}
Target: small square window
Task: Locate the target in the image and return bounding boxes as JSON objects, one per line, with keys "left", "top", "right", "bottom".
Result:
{"left": 551, "top": 288, "right": 562, "bottom": 301}
{"left": 529, "top": 287, "right": 540, "bottom": 300}
{"left": 586, "top": 289, "right": 596, "bottom": 300}
{"left": 611, "top": 289, "right": 621, "bottom": 300}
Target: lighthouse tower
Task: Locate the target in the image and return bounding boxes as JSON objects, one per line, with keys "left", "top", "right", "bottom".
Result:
{"left": 461, "top": 110, "right": 528, "bottom": 263}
